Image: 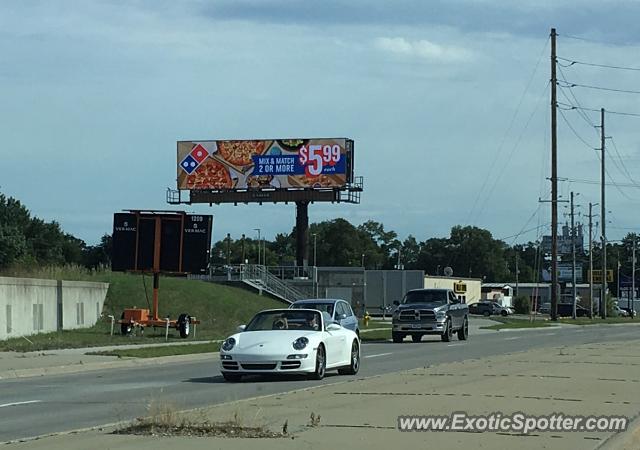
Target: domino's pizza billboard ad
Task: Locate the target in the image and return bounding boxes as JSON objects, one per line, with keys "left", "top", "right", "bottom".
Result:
{"left": 176, "top": 138, "right": 354, "bottom": 191}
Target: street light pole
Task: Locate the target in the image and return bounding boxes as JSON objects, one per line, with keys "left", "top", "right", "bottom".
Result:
{"left": 588, "top": 203, "right": 598, "bottom": 318}
{"left": 226, "top": 233, "right": 231, "bottom": 266}
{"left": 361, "top": 253, "right": 365, "bottom": 268}
{"left": 312, "top": 233, "right": 317, "bottom": 267}
{"left": 254, "top": 228, "right": 261, "bottom": 265}
{"left": 241, "top": 234, "right": 246, "bottom": 264}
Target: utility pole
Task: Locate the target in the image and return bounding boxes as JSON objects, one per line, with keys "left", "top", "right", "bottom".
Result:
{"left": 600, "top": 108, "right": 607, "bottom": 319}
{"left": 633, "top": 238, "right": 636, "bottom": 318}
{"left": 226, "top": 233, "right": 231, "bottom": 266}
{"left": 241, "top": 234, "right": 246, "bottom": 264}
{"left": 587, "top": 203, "right": 598, "bottom": 318}
{"left": 515, "top": 252, "right": 520, "bottom": 297}
{"left": 571, "top": 192, "right": 577, "bottom": 319}
{"left": 550, "top": 27, "right": 559, "bottom": 321}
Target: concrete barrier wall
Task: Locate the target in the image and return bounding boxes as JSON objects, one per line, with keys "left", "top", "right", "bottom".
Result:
{"left": 0, "top": 277, "right": 109, "bottom": 341}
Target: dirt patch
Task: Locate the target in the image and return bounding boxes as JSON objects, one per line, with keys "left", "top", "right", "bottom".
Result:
{"left": 115, "top": 419, "right": 285, "bottom": 438}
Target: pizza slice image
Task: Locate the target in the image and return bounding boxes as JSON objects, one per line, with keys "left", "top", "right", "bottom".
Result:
{"left": 217, "top": 141, "right": 267, "bottom": 167}
{"left": 185, "top": 159, "right": 233, "bottom": 189}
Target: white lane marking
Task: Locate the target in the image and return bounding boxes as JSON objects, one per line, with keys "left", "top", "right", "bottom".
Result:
{"left": 447, "top": 343, "right": 464, "bottom": 347}
{"left": 364, "top": 352, "right": 393, "bottom": 359}
{"left": 505, "top": 337, "right": 521, "bottom": 341}
{"left": 542, "top": 333, "right": 557, "bottom": 336}
{"left": 0, "top": 400, "right": 42, "bottom": 409}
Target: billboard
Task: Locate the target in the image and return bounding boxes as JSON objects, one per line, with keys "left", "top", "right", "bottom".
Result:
{"left": 557, "top": 262, "right": 583, "bottom": 283}
{"left": 177, "top": 138, "right": 353, "bottom": 191}
{"left": 112, "top": 212, "right": 212, "bottom": 274}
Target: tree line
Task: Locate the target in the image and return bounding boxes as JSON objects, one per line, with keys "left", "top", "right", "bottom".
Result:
{"left": 1, "top": 192, "right": 637, "bottom": 293}
{"left": 0, "top": 193, "right": 111, "bottom": 270}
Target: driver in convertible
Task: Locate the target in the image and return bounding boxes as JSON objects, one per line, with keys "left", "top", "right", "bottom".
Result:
{"left": 305, "top": 314, "right": 319, "bottom": 331}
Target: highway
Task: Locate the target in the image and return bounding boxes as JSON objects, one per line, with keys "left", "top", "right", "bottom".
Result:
{"left": 1, "top": 323, "right": 639, "bottom": 442}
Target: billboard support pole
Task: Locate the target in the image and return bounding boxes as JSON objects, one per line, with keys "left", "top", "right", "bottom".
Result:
{"left": 296, "top": 201, "right": 309, "bottom": 268}
{"left": 152, "top": 217, "right": 162, "bottom": 321}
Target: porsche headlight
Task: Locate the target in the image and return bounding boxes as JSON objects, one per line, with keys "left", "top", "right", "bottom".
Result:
{"left": 293, "top": 337, "right": 309, "bottom": 350}
{"left": 222, "top": 337, "right": 236, "bottom": 351}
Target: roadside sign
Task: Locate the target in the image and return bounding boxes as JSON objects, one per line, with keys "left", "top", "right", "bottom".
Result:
{"left": 587, "top": 270, "right": 614, "bottom": 283}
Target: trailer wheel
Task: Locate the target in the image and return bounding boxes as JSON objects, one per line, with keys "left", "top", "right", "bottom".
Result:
{"left": 120, "top": 312, "right": 132, "bottom": 335}
{"left": 177, "top": 313, "right": 191, "bottom": 338}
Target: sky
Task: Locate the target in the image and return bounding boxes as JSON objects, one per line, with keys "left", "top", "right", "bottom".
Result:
{"left": 1, "top": 0, "right": 639, "bottom": 246}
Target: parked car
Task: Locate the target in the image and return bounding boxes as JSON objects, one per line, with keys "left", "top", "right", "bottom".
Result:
{"left": 613, "top": 305, "right": 630, "bottom": 317}
{"left": 469, "top": 301, "right": 513, "bottom": 317}
{"left": 539, "top": 303, "right": 551, "bottom": 314}
{"left": 290, "top": 298, "right": 359, "bottom": 335}
{"left": 557, "top": 303, "right": 591, "bottom": 318}
{"left": 620, "top": 307, "right": 636, "bottom": 318}
{"left": 219, "top": 309, "right": 360, "bottom": 381}
{"left": 391, "top": 288, "right": 469, "bottom": 343}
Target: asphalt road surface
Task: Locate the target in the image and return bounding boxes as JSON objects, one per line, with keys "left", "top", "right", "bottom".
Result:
{"left": 1, "top": 323, "right": 639, "bottom": 442}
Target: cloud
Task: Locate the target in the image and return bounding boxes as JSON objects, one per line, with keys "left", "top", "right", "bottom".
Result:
{"left": 199, "top": 0, "right": 640, "bottom": 45}
{"left": 374, "top": 37, "right": 472, "bottom": 62}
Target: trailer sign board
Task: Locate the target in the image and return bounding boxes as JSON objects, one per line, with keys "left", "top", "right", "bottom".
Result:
{"left": 112, "top": 211, "right": 212, "bottom": 274}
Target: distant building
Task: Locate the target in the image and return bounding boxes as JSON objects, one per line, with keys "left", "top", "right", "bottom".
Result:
{"left": 482, "top": 282, "right": 598, "bottom": 310}
{"left": 424, "top": 276, "right": 482, "bottom": 304}
{"left": 541, "top": 222, "right": 584, "bottom": 255}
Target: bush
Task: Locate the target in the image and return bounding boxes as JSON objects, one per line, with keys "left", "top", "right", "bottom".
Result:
{"left": 513, "top": 295, "right": 531, "bottom": 314}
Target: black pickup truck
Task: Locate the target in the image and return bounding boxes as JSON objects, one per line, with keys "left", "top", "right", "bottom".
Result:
{"left": 391, "top": 288, "right": 469, "bottom": 343}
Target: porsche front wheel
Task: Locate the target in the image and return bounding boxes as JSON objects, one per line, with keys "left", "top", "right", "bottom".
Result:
{"left": 309, "top": 345, "right": 326, "bottom": 380}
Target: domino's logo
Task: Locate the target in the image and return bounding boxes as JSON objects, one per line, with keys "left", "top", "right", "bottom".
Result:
{"left": 180, "top": 143, "right": 210, "bottom": 174}
{"left": 180, "top": 155, "right": 199, "bottom": 174}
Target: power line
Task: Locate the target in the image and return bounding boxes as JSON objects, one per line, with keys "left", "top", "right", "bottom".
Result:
{"left": 557, "top": 107, "right": 598, "bottom": 150}
{"left": 610, "top": 136, "right": 637, "bottom": 184}
{"left": 559, "top": 33, "right": 635, "bottom": 47}
{"left": 499, "top": 222, "right": 551, "bottom": 242}
{"left": 466, "top": 36, "right": 550, "bottom": 226}
{"left": 473, "top": 81, "right": 550, "bottom": 224}
{"left": 556, "top": 102, "right": 640, "bottom": 118}
{"left": 556, "top": 65, "right": 598, "bottom": 128}
{"left": 558, "top": 80, "right": 640, "bottom": 95}
{"left": 565, "top": 178, "right": 640, "bottom": 189}
{"left": 557, "top": 56, "right": 640, "bottom": 72}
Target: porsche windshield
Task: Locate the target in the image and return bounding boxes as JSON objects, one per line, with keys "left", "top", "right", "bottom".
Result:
{"left": 403, "top": 290, "right": 447, "bottom": 305}
{"left": 245, "top": 310, "right": 322, "bottom": 331}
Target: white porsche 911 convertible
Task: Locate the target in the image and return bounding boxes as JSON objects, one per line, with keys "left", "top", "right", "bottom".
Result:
{"left": 219, "top": 308, "right": 360, "bottom": 382}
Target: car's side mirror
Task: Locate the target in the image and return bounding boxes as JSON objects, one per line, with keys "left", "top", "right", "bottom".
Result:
{"left": 338, "top": 313, "right": 347, "bottom": 320}
{"left": 326, "top": 323, "right": 341, "bottom": 331}
{"left": 237, "top": 325, "right": 246, "bottom": 332}
{"left": 393, "top": 300, "right": 400, "bottom": 306}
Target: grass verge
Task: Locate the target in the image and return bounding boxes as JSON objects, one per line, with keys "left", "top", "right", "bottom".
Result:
{"left": 87, "top": 342, "right": 221, "bottom": 358}
{"left": 480, "top": 318, "right": 553, "bottom": 330}
{"left": 558, "top": 317, "right": 638, "bottom": 325}
{"left": 359, "top": 328, "right": 391, "bottom": 341}
{"left": 0, "top": 269, "right": 283, "bottom": 352}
